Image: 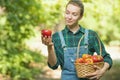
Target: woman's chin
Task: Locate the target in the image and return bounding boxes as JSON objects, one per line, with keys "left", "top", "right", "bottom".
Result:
{"left": 66, "top": 23, "right": 73, "bottom": 26}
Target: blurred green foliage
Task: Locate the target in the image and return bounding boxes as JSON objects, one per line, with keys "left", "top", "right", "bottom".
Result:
{"left": 81, "top": 0, "right": 120, "bottom": 45}
{"left": 0, "top": 0, "right": 120, "bottom": 79}
{"left": 0, "top": 0, "right": 46, "bottom": 80}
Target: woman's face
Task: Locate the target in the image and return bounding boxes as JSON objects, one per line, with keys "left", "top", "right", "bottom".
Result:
{"left": 65, "top": 4, "right": 82, "bottom": 27}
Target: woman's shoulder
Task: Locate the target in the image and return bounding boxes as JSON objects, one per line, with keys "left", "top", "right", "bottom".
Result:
{"left": 52, "top": 31, "right": 59, "bottom": 37}
{"left": 52, "top": 29, "right": 65, "bottom": 38}
{"left": 52, "top": 30, "right": 64, "bottom": 47}
{"left": 52, "top": 31, "right": 59, "bottom": 40}
{"left": 88, "top": 29, "right": 98, "bottom": 36}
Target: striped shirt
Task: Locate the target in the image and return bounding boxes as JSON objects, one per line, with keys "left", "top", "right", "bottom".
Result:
{"left": 48, "top": 25, "right": 112, "bottom": 70}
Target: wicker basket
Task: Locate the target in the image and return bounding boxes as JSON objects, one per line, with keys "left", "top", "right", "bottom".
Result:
{"left": 74, "top": 34, "right": 104, "bottom": 78}
{"left": 75, "top": 62, "right": 104, "bottom": 78}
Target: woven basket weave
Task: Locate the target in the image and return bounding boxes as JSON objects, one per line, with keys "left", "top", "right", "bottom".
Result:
{"left": 75, "top": 62, "right": 104, "bottom": 78}
{"left": 74, "top": 34, "right": 104, "bottom": 78}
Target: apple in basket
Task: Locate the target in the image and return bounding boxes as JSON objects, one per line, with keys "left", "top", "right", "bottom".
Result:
{"left": 75, "top": 54, "right": 104, "bottom": 78}
{"left": 91, "top": 55, "right": 104, "bottom": 62}
{"left": 84, "top": 58, "right": 93, "bottom": 64}
{"left": 82, "top": 54, "right": 92, "bottom": 60}
{"left": 75, "top": 54, "right": 104, "bottom": 64}
{"left": 75, "top": 58, "right": 84, "bottom": 63}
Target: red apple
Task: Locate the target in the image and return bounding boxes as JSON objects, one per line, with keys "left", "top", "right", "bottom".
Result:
{"left": 41, "top": 29, "right": 52, "bottom": 37}
{"left": 91, "top": 55, "right": 103, "bottom": 62}
{"left": 97, "top": 55, "right": 104, "bottom": 62}
{"left": 91, "top": 55, "right": 98, "bottom": 62}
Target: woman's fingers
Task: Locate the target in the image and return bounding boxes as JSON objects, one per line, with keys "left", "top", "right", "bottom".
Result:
{"left": 85, "top": 72, "right": 96, "bottom": 78}
{"left": 41, "top": 36, "right": 52, "bottom": 46}
{"left": 93, "top": 65, "right": 101, "bottom": 70}
{"left": 89, "top": 76, "right": 98, "bottom": 80}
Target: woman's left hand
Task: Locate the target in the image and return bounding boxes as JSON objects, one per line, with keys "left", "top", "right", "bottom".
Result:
{"left": 85, "top": 65, "right": 105, "bottom": 80}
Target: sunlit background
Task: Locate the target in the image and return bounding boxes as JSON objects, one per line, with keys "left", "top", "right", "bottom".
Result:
{"left": 0, "top": 0, "right": 120, "bottom": 80}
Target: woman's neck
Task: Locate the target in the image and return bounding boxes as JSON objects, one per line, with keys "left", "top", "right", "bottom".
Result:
{"left": 67, "top": 24, "right": 80, "bottom": 33}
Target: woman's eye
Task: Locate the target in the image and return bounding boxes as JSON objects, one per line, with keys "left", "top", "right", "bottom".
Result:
{"left": 73, "top": 13, "right": 77, "bottom": 16}
{"left": 65, "top": 11, "right": 69, "bottom": 14}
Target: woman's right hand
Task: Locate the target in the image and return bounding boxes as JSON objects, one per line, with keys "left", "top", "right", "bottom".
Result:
{"left": 41, "top": 35, "right": 57, "bottom": 67}
{"left": 41, "top": 35, "right": 53, "bottom": 47}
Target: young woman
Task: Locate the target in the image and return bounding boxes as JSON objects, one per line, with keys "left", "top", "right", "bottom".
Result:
{"left": 41, "top": 0, "right": 112, "bottom": 80}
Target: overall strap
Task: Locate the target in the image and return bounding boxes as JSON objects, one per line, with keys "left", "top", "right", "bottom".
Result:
{"left": 76, "top": 29, "right": 89, "bottom": 58}
{"left": 58, "top": 31, "right": 66, "bottom": 48}
{"left": 84, "top": 29, "right": 89, "bottom": 45}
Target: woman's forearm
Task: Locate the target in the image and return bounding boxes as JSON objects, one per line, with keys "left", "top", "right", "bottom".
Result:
{"left": 47, "top": 45, "right": 57, "bottom": 67}
{"left": 101, "top": 62, "right": 110, "bottom": 73}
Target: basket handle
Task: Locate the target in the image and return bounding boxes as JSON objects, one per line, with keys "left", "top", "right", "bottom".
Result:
{"left": 76, "top": 34, "right": 85, "bottom": 59}
{"left": 76, "top": 33, "right": 102, "bottom": 59}
{"left": 96, "top": 34, "right": 102, "bottom": 56}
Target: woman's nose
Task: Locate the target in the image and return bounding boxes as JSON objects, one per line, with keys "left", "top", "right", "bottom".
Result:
{"left": 68, "top": 14, "right": 72, "bottom": 19}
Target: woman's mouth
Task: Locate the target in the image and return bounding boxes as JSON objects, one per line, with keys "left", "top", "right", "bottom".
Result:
{"left": 66, "top": 20, "right": 73, "bottom": 23}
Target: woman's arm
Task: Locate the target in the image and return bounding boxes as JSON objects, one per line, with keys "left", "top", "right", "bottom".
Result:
{"left": 41, "top": 36, "right": 58, "bottom": 68}
{"left": 47, "top": 44, "right": 57, "bottom": 67}
{"left": 85, "top": 31, "right": 113, "bottom": 80}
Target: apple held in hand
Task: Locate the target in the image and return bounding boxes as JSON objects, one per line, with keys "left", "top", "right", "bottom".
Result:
{"left": 41, "top": 29, "right": 52, "bottom": 37}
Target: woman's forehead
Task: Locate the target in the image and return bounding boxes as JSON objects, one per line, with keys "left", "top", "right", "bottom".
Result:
{"left": 66, "top": 4, "right": 80, "bottom": 13}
